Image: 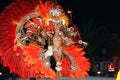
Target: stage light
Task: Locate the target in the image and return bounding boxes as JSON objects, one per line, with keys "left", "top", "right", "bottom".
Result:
{"left": 67, "top": 10, "right": 72, "bottom": 14}
{"left": 97, "top": 71, "right": 101, "bottom": 75}
{"left": 0, "top": 72, "right": 2, "bottom": 75}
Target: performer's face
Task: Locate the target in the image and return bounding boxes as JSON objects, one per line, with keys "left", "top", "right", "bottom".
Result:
{"left": 55, "top": 29, "right": 60, "bottom": 34}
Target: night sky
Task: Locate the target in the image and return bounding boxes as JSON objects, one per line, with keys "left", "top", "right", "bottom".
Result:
{"left": 0, "top": 0, "right": 120, "bottom": 59}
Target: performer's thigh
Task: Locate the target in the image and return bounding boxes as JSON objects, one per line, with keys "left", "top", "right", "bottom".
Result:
{"left": 53, "top": 51, "right": 61, "bottom": 62}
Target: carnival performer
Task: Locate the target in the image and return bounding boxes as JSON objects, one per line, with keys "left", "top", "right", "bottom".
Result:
{"left": 45, "top": 20, "right": 76, "bottom": 77}
{"left": 0, "top": 0, "right": 90, "bottom": 79}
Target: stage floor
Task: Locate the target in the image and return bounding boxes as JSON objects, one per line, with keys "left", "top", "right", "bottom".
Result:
{"left": 15, "top": 76, "right": 115, "bottom": 80}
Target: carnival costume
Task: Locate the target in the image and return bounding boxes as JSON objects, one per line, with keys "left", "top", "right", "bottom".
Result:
{"left": 0, "top": 0, "right": 90, "bottom": 80}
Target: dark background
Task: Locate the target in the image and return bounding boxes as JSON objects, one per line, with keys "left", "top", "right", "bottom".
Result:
{"left": 58, "top": 0, "right": 120, "bottom": 34}
{"left": 57, "top": 0, "right": 120, "bottom": 61}
{"left": 0, "top": 0, "right": 120, "bottom": 60}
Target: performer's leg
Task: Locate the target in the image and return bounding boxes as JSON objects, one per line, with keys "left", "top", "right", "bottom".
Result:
{"left": 63, "top": 51, "right": 78, "bottom": 70}
{"left": 42, "top": 54, "right": 51, "bottom": 67}
{"left": 53, "top": 51, "right": 62, "bottom": 78}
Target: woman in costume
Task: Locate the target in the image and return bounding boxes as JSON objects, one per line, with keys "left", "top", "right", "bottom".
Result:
{"left": 46, "top": 19, "right": 79, "bottom": 77}
{"left": 0, "top": 0, "right": 90, "bottom": 80}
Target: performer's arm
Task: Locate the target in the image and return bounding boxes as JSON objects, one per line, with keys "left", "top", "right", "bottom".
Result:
{"left": 62, "top": 36, "right": 75, "bottom": 46}
{"left": 46, "top": 31, "right": 53, "bottom": 38}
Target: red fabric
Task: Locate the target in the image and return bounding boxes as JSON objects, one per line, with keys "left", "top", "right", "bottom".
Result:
{"left": 109, "top": 62, "right": 115, "bottom": 68}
